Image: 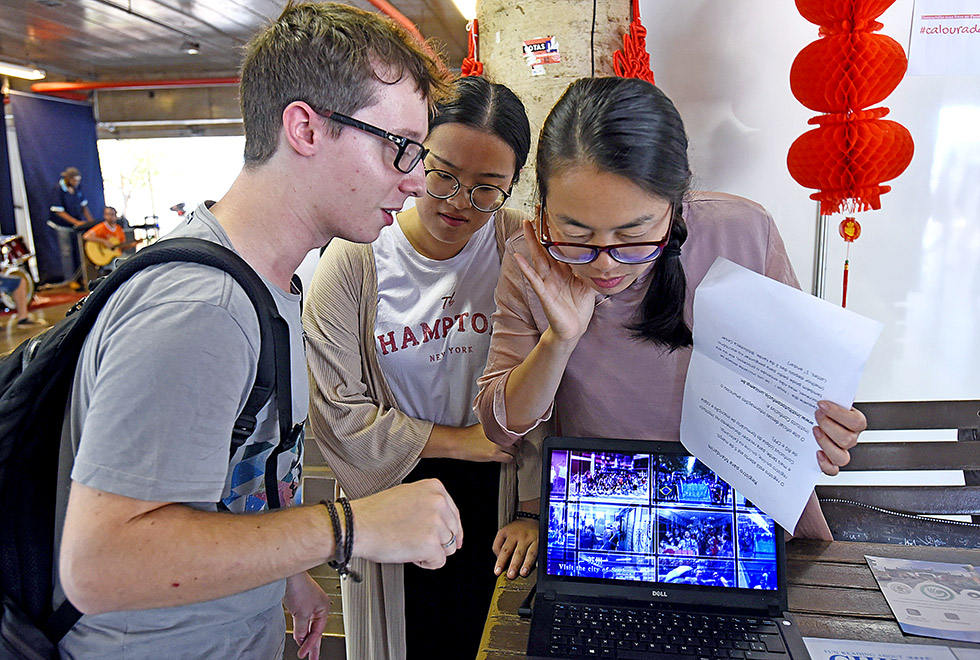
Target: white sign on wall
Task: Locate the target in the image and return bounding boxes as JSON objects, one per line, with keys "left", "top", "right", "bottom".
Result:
{"left": 909, "top": 0, "right": 980, "bottom": 75}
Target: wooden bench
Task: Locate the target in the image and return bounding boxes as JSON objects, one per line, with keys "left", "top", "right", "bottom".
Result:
{"left": 815, "top": 399, "right": 980, "bottom": 546}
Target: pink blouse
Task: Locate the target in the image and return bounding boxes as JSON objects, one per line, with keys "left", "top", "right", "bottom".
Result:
{"left": 475, "top": 192, "right": 832, "bottom": 540}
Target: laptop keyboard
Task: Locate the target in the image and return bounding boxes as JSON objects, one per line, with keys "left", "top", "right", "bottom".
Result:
{"left": 548, "top": 603, "right": 789, "bottom": 659}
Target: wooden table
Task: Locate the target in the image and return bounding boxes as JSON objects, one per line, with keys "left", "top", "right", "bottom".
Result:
{"left": 477, "top": 539, "right": 980, "bottom": 659}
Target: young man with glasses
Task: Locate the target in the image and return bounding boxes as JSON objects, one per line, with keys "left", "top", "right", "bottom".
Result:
{"left": 57, "top": 5, "right": 461, "bottom": 659}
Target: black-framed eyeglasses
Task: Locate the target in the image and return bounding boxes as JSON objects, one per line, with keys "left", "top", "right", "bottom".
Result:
{"left": 539, "top": 204, "right": 674, "bottom": 265}
{"left": 424, "top": 168, "right": 511, "bottom": 213}
{"left": 313, "top": 108, "right": 428, "bottom": 174}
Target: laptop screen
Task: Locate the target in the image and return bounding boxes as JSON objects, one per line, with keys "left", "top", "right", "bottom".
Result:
{"left": 545, "top": 446, "right": 779, "bottom": 592}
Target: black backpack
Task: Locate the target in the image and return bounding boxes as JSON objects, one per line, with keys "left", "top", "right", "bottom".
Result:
{"left": 0, "top": 238, "right": 296, "bottom": 660}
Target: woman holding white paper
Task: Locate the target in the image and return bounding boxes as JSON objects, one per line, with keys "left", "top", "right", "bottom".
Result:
{"left": 474, "top": 77, "right": 865, "bottom": 539}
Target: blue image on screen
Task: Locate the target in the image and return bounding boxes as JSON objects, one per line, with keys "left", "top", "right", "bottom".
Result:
{"left": 548, "top": 501, "right": 576, "bottom": 549}
{"left": 544, "top": 448, "right": 778, "bottom": 590}
{"left": 736, "top": 512, "right": 777, "bottom": 559}
{"left": 550, "top": 450, "right": 569, "bottom": 498}
{"left": 576, "top": 552, "right": 657, "bottom": 581}
{"left": 657, "top": 507, "right": 734, "bottom": 559}
{"left": 575, "top": 503, "right": 653, "bottom": 553}
{"left": 738, "top": 560, "right": 778, "bottom": 590}
{"left": 567, "top": 451, "right": 649, "bottom": 503}
{"left": 656, "top": 455, "right": 732, "bottom": 505}
{"left": 659, "top": 556, "right": 735, "bottom": 587}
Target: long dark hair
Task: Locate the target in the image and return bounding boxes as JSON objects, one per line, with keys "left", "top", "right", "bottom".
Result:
{"left": 429, "top": 76, "right": 531, "bottom": 185}
{"left": 537, "top": 77, "right": 693, "bottom": 350}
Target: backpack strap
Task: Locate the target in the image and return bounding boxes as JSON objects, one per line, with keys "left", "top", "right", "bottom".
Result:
{"left": 262, "top": 273, "right": 305, "bottom": 510}
{"left": 74, "top": 238, "right": 293, "bottom": 496}
{"left": 76, "top": 238, "right": 285, "bottom": 455}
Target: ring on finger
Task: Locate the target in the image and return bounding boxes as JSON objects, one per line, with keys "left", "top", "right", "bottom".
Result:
{"left": 442, "top": 530, "right": 456, "bottom": 549}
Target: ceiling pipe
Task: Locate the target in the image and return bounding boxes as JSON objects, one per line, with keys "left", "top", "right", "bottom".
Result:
{"left": 31, "top": 77, "right": 239, "bottom": 93}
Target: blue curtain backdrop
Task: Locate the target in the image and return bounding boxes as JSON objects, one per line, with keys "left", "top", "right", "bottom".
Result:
{"left": 0, "top": 104, "right": 15, "bottom": 236}
{"left": 8, "top": 92, "right": 104, "bottom": 283}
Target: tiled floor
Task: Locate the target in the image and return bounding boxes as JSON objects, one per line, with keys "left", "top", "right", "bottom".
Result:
{"left": 0, "top": 285, "right": 79, "bottom": 355}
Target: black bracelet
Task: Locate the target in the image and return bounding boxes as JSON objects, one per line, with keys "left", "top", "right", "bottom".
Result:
{"left": 321, "top": 500, "right": 361, "bottom": 582}
{"left": 338, "top": 497, "right": 361, "bottom": 582}
{"left": 515, "top": 510, "right": 540, "bottom": 520}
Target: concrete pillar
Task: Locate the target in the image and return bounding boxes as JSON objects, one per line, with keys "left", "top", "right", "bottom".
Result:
{"left": 478, "top": 0, "right": 630, "bottom": 213}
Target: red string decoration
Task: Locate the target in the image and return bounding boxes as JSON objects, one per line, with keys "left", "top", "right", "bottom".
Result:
{"left": 613, "top": 0, "right": 655, "bottom": 84}
{"left": 838, "top": 217, "right": 861, "bottom": 307}
{"left": 787, "top": 0, "right": 914, "bottom": 215}
{"left": 461, "top": 19, "right": 483, "bottom": 77}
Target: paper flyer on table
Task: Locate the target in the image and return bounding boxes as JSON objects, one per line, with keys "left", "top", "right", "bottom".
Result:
{"left": 802, "top": 637, "right": 959, "bottom": 660}
{"left": 679, "top": 258, "right": 882, "bottom": 533}
{"left": 866, "top": 555, "right": 980, "bottom": 643}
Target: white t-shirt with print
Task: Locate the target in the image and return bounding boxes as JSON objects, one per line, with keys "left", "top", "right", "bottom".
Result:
{"left": 373, "top": 217, "right": 500, "bottom": 426}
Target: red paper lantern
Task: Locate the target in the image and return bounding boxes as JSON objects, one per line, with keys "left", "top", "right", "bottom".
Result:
{"left": 795, "top": 0, "right": 894, "bottom": 32}
{"left": 790, "top": 33, "right": 907, "bottom": 113}
{"left": 788, "top": 114, "right": 913, "bottom": 213}
{"left": 787, "top": 0, "right": 914, "bottom": 215}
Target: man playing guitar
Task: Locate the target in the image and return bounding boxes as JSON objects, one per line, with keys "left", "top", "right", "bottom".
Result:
{"left": 83, "top": 206, "right": 141, "bottom": 270}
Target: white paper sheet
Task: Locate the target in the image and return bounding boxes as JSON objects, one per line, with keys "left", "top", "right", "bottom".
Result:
{"left": 679, "top": 258, "right": 882, "bottom": 533}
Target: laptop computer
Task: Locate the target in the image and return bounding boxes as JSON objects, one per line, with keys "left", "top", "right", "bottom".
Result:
{"left": 528, "top": 436, "right": 810, "bottom": 660}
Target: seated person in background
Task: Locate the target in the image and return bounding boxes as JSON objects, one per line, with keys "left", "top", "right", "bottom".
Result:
{"left": 82, "top": 206, "right": 138, "bottom": 273}
{"left": 0, "top": 274, "right": 41, "bottom": 326}
{"left": 475, "top": 77, "right": 868, "bottom": 540}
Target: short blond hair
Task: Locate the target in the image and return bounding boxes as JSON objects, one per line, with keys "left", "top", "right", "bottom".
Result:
{"left": 240, "top": 2, "right": 448, "bottom": 166}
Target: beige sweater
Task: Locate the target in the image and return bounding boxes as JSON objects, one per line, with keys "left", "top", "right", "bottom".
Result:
{"left": 302, "top": 209, "right": 541, "bottom": 660}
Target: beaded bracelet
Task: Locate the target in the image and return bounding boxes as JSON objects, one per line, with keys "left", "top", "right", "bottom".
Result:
{"left": 321, "top": 499, "right": 362, "bottom": 582}
{"left": 515, "top": 510, "right": 540, "bottom": 521}
{"left": 338, "top": 497, "right": 361, "bottom": 582}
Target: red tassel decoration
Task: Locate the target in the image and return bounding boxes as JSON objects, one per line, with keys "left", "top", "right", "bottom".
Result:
{"left": 461, "top": 19, "right": 484, "bottom": 77}
{"left": 614, "top": 0, "right": 656, "bottom": 84}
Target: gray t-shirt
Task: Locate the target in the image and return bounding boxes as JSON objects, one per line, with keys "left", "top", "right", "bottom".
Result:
{"left": 60, "top": 204, "right": 309, "bottom": 659}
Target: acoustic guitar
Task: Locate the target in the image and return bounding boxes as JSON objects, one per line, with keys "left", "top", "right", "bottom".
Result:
{"left": 84, "top": 238, "right": 142, "bottom": 267}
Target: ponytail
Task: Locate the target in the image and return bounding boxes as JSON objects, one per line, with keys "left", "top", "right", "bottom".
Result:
{"left": 628, "top": 206, "right": 692, "bottom": 349}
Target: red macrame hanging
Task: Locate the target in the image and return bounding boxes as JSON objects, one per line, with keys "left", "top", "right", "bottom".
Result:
{"left": 461, "top": 19, "right": 483, "bottom": 77}
{"left": 786, "top": 0, "right": 914, "bottom": 215}
{"left": 614, "top": 0, "right": 656, "bottom": 84}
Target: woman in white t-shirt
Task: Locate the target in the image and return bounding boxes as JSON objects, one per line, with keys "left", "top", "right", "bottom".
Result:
{"left": 303, "top": 76, "right": 535, "bottom": 660}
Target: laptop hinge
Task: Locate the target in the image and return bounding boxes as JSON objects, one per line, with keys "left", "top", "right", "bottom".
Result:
{"left": 541, "top": 591, "right": 557, "bottom": 601}
{"left": 768, "top": 604, "right": 783, "bottom": 618}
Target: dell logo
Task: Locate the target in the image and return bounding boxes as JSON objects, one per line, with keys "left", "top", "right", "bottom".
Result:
{"left": 651, "top": 590, "right": 668, "bottom": 598}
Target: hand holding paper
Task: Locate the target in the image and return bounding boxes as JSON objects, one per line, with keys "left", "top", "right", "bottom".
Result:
{"left": 679, "top": 257, "right": 882, "bottom": 534}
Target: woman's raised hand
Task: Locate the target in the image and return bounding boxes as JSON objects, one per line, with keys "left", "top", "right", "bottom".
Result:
{"left": 513, "top": 219, "right": 597, "bottom": 344}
